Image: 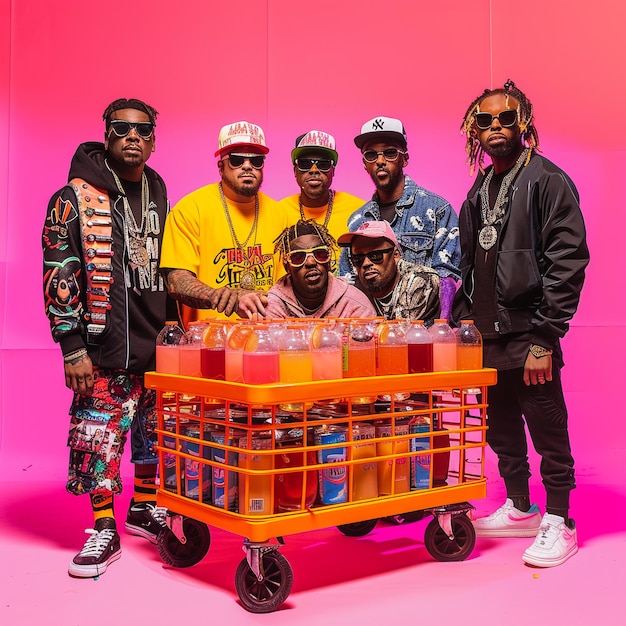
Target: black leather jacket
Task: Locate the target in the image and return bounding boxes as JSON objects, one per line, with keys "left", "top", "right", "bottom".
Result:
{"left": 452, "top": 153, "right": 589, "bottom": 349}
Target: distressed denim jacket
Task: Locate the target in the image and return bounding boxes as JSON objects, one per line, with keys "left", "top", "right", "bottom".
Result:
{"left": 338, "top": 175, "right": 461, "bottom": 281}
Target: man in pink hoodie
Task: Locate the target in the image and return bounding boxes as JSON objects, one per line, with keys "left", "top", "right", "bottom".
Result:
{"left": 238, "top": 219, "right": 375, "bottom": 319}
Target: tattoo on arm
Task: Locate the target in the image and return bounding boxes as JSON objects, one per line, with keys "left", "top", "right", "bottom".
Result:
{"left": 165, "top": 269, "right": 224, "bottom": 309}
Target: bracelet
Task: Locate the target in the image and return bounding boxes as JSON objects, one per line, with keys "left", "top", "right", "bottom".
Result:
{"left": 64, "top": 348, "right": 88, "bottom": 364}
{"left": 529, "top": 344, "right": 553, "bottom": 359}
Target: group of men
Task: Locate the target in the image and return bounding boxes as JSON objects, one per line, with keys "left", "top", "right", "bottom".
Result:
{"left": 42, "top": 79, "right": 589, "bottom": 579}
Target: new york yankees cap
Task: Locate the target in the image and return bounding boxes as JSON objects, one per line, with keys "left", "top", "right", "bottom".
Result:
{"left": 354, "top": 116, "right": 407, "bottom": 150}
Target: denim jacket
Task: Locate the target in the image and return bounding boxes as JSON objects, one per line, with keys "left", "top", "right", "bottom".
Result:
{"left": 338, "top": 175, "right": 461, "bottom": 280}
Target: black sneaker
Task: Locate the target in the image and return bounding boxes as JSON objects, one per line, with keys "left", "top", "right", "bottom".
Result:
{"left": 124, "top": 499, "right": 167, "bottom": 544}
{"left": 69, "top": 519, "right": 121, "bottom": 578}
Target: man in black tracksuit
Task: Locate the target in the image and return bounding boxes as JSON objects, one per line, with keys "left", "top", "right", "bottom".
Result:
{"left": 453, "top": 80, "right": 589, "bottom": 568}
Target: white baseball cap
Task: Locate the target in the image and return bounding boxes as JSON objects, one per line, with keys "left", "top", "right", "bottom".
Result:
{"left": 354, "top": 116, "right": 407, "bottom": 150}
{"left": 215, "top": 120, "right": 269, "bottom": 157}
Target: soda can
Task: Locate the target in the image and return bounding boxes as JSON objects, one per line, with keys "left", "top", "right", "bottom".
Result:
{"left": 161, "top": 413, "right": 181, "bottom": 494}
{"left": 182, "top": 421, "right": 212, "bottom": 502}
{"left": 409, "top": 418, "right": 432, "bottom": 490}
{"left": 210, "top": 427, "right": 242, "bottom": 511}
{"left": 315, "top": 425, "right": 347, "bottom": 505}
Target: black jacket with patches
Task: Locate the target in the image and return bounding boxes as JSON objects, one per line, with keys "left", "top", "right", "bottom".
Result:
{"left": 42, "top": 142, "right": 169, "bottom": 373}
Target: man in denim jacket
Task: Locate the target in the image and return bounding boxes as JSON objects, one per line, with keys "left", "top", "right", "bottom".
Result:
{"left": 338, "top": 116, "right": 460, "bottom": 318}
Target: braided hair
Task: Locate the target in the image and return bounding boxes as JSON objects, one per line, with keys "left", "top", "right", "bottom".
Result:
{"left": 102, "top": 98, "right": 159, "bottom": 129}
{"left": 460, "top": 79, "right": 539, "bottom": 175}
{"left": 274, "top": 219, "right": 338, "bottom": 272}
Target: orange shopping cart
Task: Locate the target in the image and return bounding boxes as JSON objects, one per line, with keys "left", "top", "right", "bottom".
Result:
{"left": 145, "top": 369, "right": 496, "bottom": 612}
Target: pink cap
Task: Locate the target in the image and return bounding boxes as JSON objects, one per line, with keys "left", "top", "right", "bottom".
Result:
{"left": 215, "top": 120, "right": 269, "bottom": 157}
{"left": 337, "top": 220, "right": 399, "bottom": 248}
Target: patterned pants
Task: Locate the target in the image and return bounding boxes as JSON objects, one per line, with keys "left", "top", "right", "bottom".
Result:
{"left": 66, "top": 367, "right": 157, "bottom": 497}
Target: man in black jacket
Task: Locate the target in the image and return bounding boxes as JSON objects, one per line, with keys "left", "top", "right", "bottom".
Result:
{"left": 453, "top": 80, "right": 589, "bottom": 567}
{"left": 43, "top": 98, "right": 170, "bottom": 577}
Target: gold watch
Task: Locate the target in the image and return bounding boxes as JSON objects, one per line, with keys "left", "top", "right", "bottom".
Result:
{"left": 529, "top": 344, "right": 553, "bottom": 359}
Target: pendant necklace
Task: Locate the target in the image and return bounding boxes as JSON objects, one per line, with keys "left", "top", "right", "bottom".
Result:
{"left": 478, "top": 148, "right": 528, "bottom": 251}
{"left": 219, "top": 182, "right": 259, "bottom": 290}
{"left": 299, "top": 189, "right": 334, "bottom": 228}
{"left": 107, "top": 161, "right": 150, "bottom": 267}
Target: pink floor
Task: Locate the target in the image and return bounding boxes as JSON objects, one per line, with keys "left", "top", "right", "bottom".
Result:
{"left": 1, "top": 463, "right": 624, "bottom": 626}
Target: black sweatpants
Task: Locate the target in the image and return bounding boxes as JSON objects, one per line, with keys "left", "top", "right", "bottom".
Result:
{"left": 486, "top": 366, "right": 574, "bottom": 513}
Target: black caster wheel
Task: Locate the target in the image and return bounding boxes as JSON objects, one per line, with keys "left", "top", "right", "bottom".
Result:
{"left": 424, "top": 513, "right": 475, "bottom": 562}
{"left": 337, "top": 518, "right": 378, "bottom": 537}
{"left": 235, "top": 551, "right": 293, "bottom": 613}
{"left": 384, "top": 510, "right": 425, "bottom": 525}
{"left": 157, "top": 517, "right": 210, "bottom": 568}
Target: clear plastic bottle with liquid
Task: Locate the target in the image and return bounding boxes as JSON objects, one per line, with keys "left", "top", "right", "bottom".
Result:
{"left": 155, "top": 321, "right": 185, "bottom": 374}
{"left": 405, "top": 320, "right": 434, "bottom": 373}
{"left": 428, "top": 318, "right": 457, "bottom": 371}
{"left": 455, "top": 320, "right": 483, "bottom": 370}
{"left": 179, "top": 321, "right": 206, "bottom": 377}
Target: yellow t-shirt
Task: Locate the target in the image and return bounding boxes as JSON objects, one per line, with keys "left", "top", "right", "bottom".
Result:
{"left": 278, "top": 190, "right": 365, "bottom": 245}
{"left": 161, "top": 183, "right": 288, "bottom": 322}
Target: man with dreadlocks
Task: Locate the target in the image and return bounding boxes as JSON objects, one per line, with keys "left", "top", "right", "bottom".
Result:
{"left": 43, "top": 98, "right": 170, "bottom": 577}
{"left": 453, "top": 80, "right": 589, "bottom": 567}
{"left": 239, "top": 219, "right": 375, "bottom": 319}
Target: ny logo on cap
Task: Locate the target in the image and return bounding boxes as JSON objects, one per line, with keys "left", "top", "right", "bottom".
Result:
{"left": 372, "top": 118, "right": 385, "bottom": 130}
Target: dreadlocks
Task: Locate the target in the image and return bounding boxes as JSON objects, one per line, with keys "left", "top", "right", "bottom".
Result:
{"left": 102, "top": 98, "right": 159, "bottom": 128}
{"left": 274, "top": 219, "right": 338, "bottom": 271}
{"left": 460, "top": 79, "right": 540, "bottom": 176}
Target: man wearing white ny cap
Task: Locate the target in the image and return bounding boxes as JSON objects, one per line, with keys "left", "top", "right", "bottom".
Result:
{"left": 338, "top": 116, "right": 460, "bottom": 319}
{"left": 338, "top": 220, "right": 440, "bottom": 322}
{"left": 161, "top": 121, "right": 288, "bottom": 324}
{"left": 279, "top": 130, "right": 365, "bottom": 246}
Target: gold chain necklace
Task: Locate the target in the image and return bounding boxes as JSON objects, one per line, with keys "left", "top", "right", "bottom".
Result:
{"left": 299, "top": 189, "right": 334, "bottom": 228}
{"left": 218, "top": 182, "right": 259, "bottom": 289}
{"left": 106, "top": 160, "right": 150, "bottom": 267}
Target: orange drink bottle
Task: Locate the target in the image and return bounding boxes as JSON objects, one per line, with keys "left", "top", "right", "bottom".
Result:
{"left": 375, "top": 321, "right": 408, "bottom": 376}
{"left": 375, "top": 419, "right": 411, "bottom": 495}
{"left": 351, "top": 422, "right": 378, "bottom": 501}
{"left": 238, "top": 431, "right": 273, "bottom": 515}
{"left": 225, "top": 321, "right": 254, "bottom": 382}
{"left": 242, "top": 324, "right": 280, "bottom": 384}
{"left": 455, "top": 320, "right": 483, "bottom": 370}
{"left": 155, "top": 321, "right": 185, "bottom": 374}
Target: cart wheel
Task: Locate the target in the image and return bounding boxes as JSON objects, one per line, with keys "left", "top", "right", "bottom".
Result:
{"left": 157, "top": 517, "right": 210, "bottom": 568}
{"left": 337, "top": 518, "right": 378, "bottom": 537}
{"left": 384, "top": 510, "right": 425, "bottom": 525}
{"left": 424, "top": 513, "right": 475, "bottom": 562}
{"left": 235, "top": 551, "right": 293, "bottom": 613}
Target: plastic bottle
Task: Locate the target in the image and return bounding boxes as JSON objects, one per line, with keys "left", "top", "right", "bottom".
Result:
{"left": 155, "top": 321, "right": 185, "bottom": 374}
{"left": 405, "top": 320, "right": 434, "bottom": 373}
{"left": 201, "top": 320, "right": 229, "bottom": 379}
{"left": 242, "top": 324, "right": 280, "bottom": 384}
{"left": 225, "top": 321, "right": 254, "bottom": 382}
{"left": 428, "top": 319, "right": 457, "bottom": 371}
{"left": 279, "top": 323, "right": 313, "bottom": 383}
{"left": 310, "top": 322, "right": 343, "bottom": 381}
{"left": 375, "top": 320, "right": 408, "bottom": 376}
{"left": 179, "top": 321, "right": 206, "bottom": 377}
{"left": 455, "top": 320, "right": 483, "bottom": 370}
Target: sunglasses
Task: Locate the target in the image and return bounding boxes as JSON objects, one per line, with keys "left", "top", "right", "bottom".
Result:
{"left": 295, "top": 158, "right": 334, "bottom": 173}
{"left": 225, "top": 154, "right": 266, "bottom": 169}
{"left": 474, "top": 109, "right": 518, "bottom": 130}
{"left": 362, "top": 148, "right": 405, "bottom": 163}
{"left": 350, "top": 246, "right": 395, "bottom": 267}
{"left": 286, "top": 246, "right": 331, "bottom": 267}
{"left": 108, "top": 120, "right": 155, "bottom": 140}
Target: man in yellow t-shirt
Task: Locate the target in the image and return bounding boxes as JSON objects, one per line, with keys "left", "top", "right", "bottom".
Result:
{"left": 278, "top": 130, "right": 365, "bottom": 247}
{"left": 160, "top": 121, "right": 287, "bottom": 324}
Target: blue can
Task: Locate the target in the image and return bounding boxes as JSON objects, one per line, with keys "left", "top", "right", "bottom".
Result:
{"left": 315, "top": 425, "right": 347, "bottom": 505}
{"left": 210, "top": 428, "right": 241, "bottom": 511}
{"left": 409, "top": 419, "right": 432, "bottom": 490}
{"left": 182, "top": 422, "right": 212, "bottom": 502}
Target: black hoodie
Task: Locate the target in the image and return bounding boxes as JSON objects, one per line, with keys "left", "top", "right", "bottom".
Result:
{"left": 42, "top": 142, "right": 169, "bottom": 373}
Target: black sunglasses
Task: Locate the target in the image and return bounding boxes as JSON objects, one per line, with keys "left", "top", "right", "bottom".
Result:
{"left": 350, "top": 247, "right": 395, "bottom": 267}
{"left": 108, "top": 120, "right": 155, "bottom": 140}
{"left": 474, "top": 109, "right": 518, "bottom": 130}
{"left": 362, "top": 148, "right": 404, "bottom": 163}
{"left": 225, "top": 154, "right": 266, "bottom": 169}
{"left": 286, "top": 246, "right": 331, "bottom": 267}
{"left": 295, "top": 158, "right": 334, "bottom": 173}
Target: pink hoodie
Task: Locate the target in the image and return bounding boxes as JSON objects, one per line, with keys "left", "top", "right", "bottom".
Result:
{"left": 264, "top": 274, "right": 376, "bottom": 319}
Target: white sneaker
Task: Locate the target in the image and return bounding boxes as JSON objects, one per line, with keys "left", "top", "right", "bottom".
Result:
{"left": 522, "top": 513, "right": 578, "bottom": 567}
{"left": 473, "top": 498, "right": 542, "bottom": 537}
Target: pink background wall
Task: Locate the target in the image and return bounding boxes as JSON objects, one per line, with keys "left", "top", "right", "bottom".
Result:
{"left": 1, "top": 0, "right": 623, "bottom": 490}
